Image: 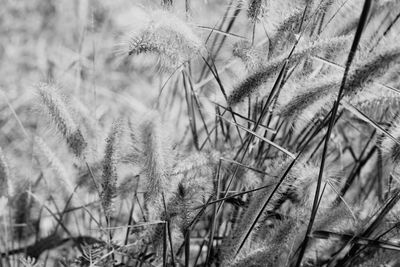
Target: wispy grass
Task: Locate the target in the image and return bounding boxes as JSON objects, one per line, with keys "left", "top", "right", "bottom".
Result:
{"left": 227, "top": 36, "right": 350, "bottom": 106}
{"left": 2, "top": 0, "right": 400, "bottom": 266}
{"left": 100, "top": 119, "right": 123, "bottom": 218}
{"left": 117, "top": 9, "right": 203, "bottom": 72}
{"left": 37, "top": 83, "right": 87, "bottom": 157}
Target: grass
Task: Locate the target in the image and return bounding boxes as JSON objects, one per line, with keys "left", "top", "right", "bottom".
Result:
{"left": 1, "top": 0, "right": 400, "bottom": 266}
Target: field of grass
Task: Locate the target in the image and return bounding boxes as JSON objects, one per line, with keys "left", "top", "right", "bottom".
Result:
{"left": 1, "top": 0, "right": 400, "bottom": 266}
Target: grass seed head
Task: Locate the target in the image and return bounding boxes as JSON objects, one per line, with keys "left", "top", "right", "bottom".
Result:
{"left": 228, "top": 36, "right": 350, "bottom": 106}
{"left": 119, "top": 9, "right": 203, "bottom": 72}
{"left": 37, "top": 83, "right": 87, "bottom": 157}
{"left": 247, "top": 0, "right": 267, "bottom": 23}
{"left": 100, "top": 119, "right": 124, "bottom": 217}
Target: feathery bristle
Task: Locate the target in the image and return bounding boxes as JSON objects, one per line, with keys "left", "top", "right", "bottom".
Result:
{"left": 247, "top": 0, "right": 267, "bottom": 23}
{"left": 278, "top": 75, "right": 340, "bottom": 120}
{"left": 232, "top": 41, "right": 264, "bottom": 71}
{"left": 172, "top": 173, "right": 213, "bottom": 230}
{"left": 230, "top": 218, "right": 298, "bottom": 267}
{"left": 37, "top": 83, "right": 87, "bottom": 157}
{"left": 345, "top": 48, "right": 400, "bottom": 97}
{"left": 100, "top": 119, "right": 124, "bottom": 217}
{"left": 351, "top": 84, "right": 400, "bottom": 122}
{"left": 220, "top": 157, "right": 291, "bottom": 265}
{"left": 120, "top": 9, "right": 203, "bottom": 72}
{"left": 128, "top": 112, "right": 174, "bottom": 219}
{"left": 172, "top": 150, "right": 219, "bottom": 176}
{"left": 284, "top": 160, "right": 340, "bottom": 209}
{"left": 278, "top": 48, "right": 400, "bottom": 128}
{"left": 140, "top": 114, "right": 173, "bottom": 210}
{"left": 228, "top": 36, "right": 350, "bottom": 106}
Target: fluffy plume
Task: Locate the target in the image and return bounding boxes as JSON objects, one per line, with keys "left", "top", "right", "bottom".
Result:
{"left": 128, "top": 112, "right": 174, "bottom": 216}
{"left": 247, "top": 0, "right": 267, "bottom": 23}
{"left": 142, "top": 119, "right": 171, "bottom": 206}
{"left": 228, "top": 36, "right": 350, "bottom": 106}
{"left": 267, "top": 10, "right": 303, "bottom": 57}
{"left": 221, "top": 157, "right": 340, "bottom": 265}
{"left": 304, "top": 207, "right": 359, "bottom": 265}
{"left": 119, "top": 9, "right": 203, "bottom": 72}
{"left": 278, "top": 75, "right": 339, "bottom": 120}
{"left": 220, "top": 157, "right": 291, "bottom": 265}
{"left": 100, "top": 120, "right": 124, "bottom": 217}
{"left": 171, "top": 150, "right": 219, "bottom": 176}
{"left": 344, "top": 48, "right": 400, "bottom": 96}
{"left": 254, "top": 159, "right": 341, "bottom": 239}
{"left": 351, "top": 84, "right": 400, "bottom": 122}
{"left": 169, "top": 170, "right": 213, "bottom": 231}
{"left": 278, "top": 160, "right": 340, "bottom": 210}
{"left": 230, "top": 218, "right": 298, "bottom": 267}
{"left": 278, "top": 47, "right": 400, "bottom": 128}
{"left": 145, "top": 156, "right": 213, "bottom": 256}
{"left": 230, "top": 162, "right": 345, "bottom": 266}
{"left": 37, "top": 83, "right": 87, "bottom": 157}
{"left": 267, "top": 0, "right": 338, "bottom": 57}
{"left": 232, "top": 41, "right": 265, "bottom": 71}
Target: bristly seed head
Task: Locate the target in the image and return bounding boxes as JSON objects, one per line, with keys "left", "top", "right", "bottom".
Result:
{"left": 247, "top": 0, "right": 267, "bottom": 23}
{"left": 100, "top": 119, "right": 124, "bottom": 218}
{"left": 120, "top": 9, "right": 203, "bottom": 72}
{"left": 228, "top": 36, "right": 350, "bottom": 106}
{"left": 37, "top": 83, "right": 87, "bottom": 157}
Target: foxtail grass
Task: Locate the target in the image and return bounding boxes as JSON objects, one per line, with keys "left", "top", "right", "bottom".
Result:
{"left": 100, "top": 119, "right": 124, "bottom": 218}
{"left": 37, "top": 83, "right": 87, "bottom": 157}
{"left": 118, "top": 9, "right": 203, "bottom": 72}
{"left": 227, "top": 36, "right": 350, "bottom": 106}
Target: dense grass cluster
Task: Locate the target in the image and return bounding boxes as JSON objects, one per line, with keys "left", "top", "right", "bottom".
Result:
{"left": 1, "top": 0, "right": 400, "bottom": 266}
